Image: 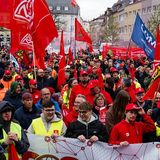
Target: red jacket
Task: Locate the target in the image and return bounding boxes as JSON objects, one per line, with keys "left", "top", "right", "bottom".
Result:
{"left": 69, "top": 83, "right": 90, "bottom": 110}
{"left": 64, "top": 110, "right": 78, "bottom": 127}
{"left": 109, "top": 114, "right": 156, "bottom": 144}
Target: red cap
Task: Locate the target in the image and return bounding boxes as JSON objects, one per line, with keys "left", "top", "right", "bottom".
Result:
{"left": 135, "top": 88, "right": 145, "bottom": 94}
{"left": 125, "top": 103, "right": 140, "bottom": 111}
{"left": 22, "top": 92, "right": 32, "bottom": 100}
{"left": 119, "top": 63, "right": 124, "bottom": 68}
{"left": 29, "top": 79, "right": 37, "bottom": 85}
{"left": 15, "top": 75, "right": 23, "bottom": 81}
{"left": 4, "top": 70, "right": 11, "bottom": 75}
{"left": 80, "top": 70, "right": 88, "bottom": 76}
{"left": 110, "top": 67, "right": 118, "bottom": 73}
{"left": 88, "top": 80, "right": 99, "bottom": 89}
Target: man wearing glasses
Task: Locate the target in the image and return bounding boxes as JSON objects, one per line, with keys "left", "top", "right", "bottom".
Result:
{"left": 65, "top": 102, "right": 108, "bottom": 143}
{"left": 28, "top": 101, "right": 66, "bottom": 137}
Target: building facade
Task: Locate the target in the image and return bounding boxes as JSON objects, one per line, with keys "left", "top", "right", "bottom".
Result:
{"left": 46, "top": 0, "right": 82, "bottom": 52}
{"left": 106, "top": 0, "right": 160, "bottom": 46}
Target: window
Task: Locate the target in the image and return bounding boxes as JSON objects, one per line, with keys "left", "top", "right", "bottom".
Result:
{"left": 142, "top": 8, "right": 146, "bottom": 14}
{"left": 56, "top": 6, "right": 61, "bottom": 11}
{"left": 64, "top": 6, "right": 68, "bottom": 11}
{"left": 147, "top": 6, "right": 151, "bottom": 13}
{"left": 133, "top": 10, "right": 136, "bottom": 15}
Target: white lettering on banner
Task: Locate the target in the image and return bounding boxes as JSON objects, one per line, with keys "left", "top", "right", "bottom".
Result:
{"left": 25, "top": 134, "right": 160, "bottom": 160}
{"left": 14, "top": 0, "right": 34, "bottom": 23}
{"left": 141, "top": 24, "right": 156, "bottom": 48}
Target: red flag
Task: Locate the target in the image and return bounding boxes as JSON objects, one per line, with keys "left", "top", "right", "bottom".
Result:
{"left": 30, "top": 0, "right": 58, "bottom": 69}
{"left": 71, "top": 0, "right": 77, "bottom": 7}
{"left": 58, "top": 31, "right": 66, "bottom": 90}
{"left": 75, "top": 18, "right": 92, "bottom": 44}
{"left": 0, "top": 0, "right": 13, "bottom": 29}
{"left": 7, "top": 0, "right": 58, "bottom": 69}
{"left": 68, "top": 47, "right": 74, "bottom": 64}
{"left": 8, "top": 144, "right": 19, "bottom": 160}
{"left": 153, "top": 24, "right": 160, "bottom": 70}
{"left": 143, "top": 76, "right": 160, "bottom": 100}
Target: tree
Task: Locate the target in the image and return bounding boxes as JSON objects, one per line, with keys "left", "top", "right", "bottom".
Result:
{"left": 101, "top": 15, "right": 119, "bottom": 44}
{"left": 147, "top": 5, "right": 160, "bottom": 37}
{"left": 52, "top": 14, "right": 66, "bottom": 31}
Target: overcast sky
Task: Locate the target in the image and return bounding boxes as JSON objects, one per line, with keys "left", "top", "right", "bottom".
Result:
{"left": 76, "top": 0, "right": 118, "bottom": 20}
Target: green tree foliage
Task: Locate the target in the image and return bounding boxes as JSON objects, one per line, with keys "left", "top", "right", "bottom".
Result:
{"left": 147, "top": 5, "right": 160, "bottom": 37}
{"left": 101, "top": 15, "right": 119, "bottom": 44}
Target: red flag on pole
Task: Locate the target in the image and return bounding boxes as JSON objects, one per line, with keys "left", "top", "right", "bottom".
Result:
{"left": 75, "top": 18, "right": 92, "bottom": 45}
{"left": 0, "top": 0, "right": 13, "bottom": 29}
{"left": 58, "top": 31, "right": 66, "bottom": 91}
{"left": 3, "top": 0, "right": 58, "bottom": 69}
{"left": 30, "top": 0, "right": 58, "bottom": 69}
{"left": 8, "top": 144, "right": 19, "bottom": 160}
{"left": 68, "top": 47, "right": 74, "bottom": 64}
{"left": 71, "top": 0, "right": 77, "bottom": 7}
{"left": 153, "top": 24, "right": 160, "bottom": 70}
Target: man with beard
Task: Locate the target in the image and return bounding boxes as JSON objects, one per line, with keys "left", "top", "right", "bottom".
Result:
{"left": 69, "top": 70, "right": 90, "bottom": 111}
{"left": 0, "top": 70, "right": 14, "bottom": 91}
{"left": 109, "top": 103, "right": 155, "bottom": 145}
{"left": 36, "top": 87, "right": 60, "bottom": 112}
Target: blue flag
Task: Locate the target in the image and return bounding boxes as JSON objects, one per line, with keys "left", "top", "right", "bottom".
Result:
{"left": 131, "top": 13, "right": 155, "bottom": 60}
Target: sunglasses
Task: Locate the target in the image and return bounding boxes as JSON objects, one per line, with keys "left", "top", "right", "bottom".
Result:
{"left": 44, "top": 109, "right": 55, "bottom": 112}
{"left": 78, "top": 110, "right": 88, "bottom": 114}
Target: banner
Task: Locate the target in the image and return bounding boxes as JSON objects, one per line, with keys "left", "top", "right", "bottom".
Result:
{"left": 103, "top": 45, "right": 146, "bottom": 59}
{"left": 131, "top": 13, "right": 155, "bottom": 60}
{"left": 23, "top": 134, "right": 160, "bottom": 160}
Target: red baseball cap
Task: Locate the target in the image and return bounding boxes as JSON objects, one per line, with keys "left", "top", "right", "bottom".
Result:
{"left": 15, "top": 75, "right": 23, "bottom": 81}
{"left": 80, "top": 70, "right": 88, "bottom": 76}
{"left": 110, "top": 67, "right": 118, "bottom": 73}
{"left": 4, "top": 70, "right": 11, "bottom": 75}
{"left": 125, "top": 103, "right": 140, "bottom": 111}
{"left": 135, "top": 88, "right": 145, "bottom": 94}
{"left": 29, "top": 79, "right": 37, "bottom": 85}
{"left": 22, "top": 92, "right": 33, "bottom": 100}
{"left": 88, "top": 80, "right": 99, "bottom": 89}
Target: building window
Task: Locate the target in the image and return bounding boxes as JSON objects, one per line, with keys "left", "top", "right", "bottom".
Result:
{"left": 64, "top": 6, "right": 68, "bottom": 11}
{"left": 142, "top": 8, "right": 146, "bottom": 14}
{"left": 147, "top": 6, "right": 151, "bottom": 13}
{"left": 133, "top": 10, "right": 136, "bottom": 15}
{"left": 153, "top": 5, "right": 157, "bottom": 11}
{"left": 56, "top": 6, "right": 61, "bottom": 11}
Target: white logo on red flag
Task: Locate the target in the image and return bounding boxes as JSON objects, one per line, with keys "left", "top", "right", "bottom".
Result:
{"left": 14, "top": 0, "right": 34, "bottom": 23}
{"left": 20, "top": 33, "right": 33, "bottom": 49}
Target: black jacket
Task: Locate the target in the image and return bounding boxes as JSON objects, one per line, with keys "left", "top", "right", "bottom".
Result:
{"left": 65, "top": 114, "right": 108, "bottom": 142}
{"left": 0, "top": 101, "right": 30, "bottom": 154}
{"left": 14, "top": 104, "right": 41, "bottom": 129}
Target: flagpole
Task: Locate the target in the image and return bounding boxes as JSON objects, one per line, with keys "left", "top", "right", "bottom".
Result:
{"left": 32, "top": 44, "right": 37, "bottom": 80}
{"left": 151, "top": 80, "right": 160, "bottom": 109}
{"left": 126, "top": 37, "right": 132, "bottom": 58}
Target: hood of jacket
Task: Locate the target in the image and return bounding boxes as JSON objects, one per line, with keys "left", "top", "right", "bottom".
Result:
{"left": 77, "top": 112, "right": 98, "bottom": 126}
{"left": 10, "top": 81, "right": 20, "bottom": 94}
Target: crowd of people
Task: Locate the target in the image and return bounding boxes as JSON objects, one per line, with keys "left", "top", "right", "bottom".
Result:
{"left": 0, "top": 47, "right": 160, "bottom": 159}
